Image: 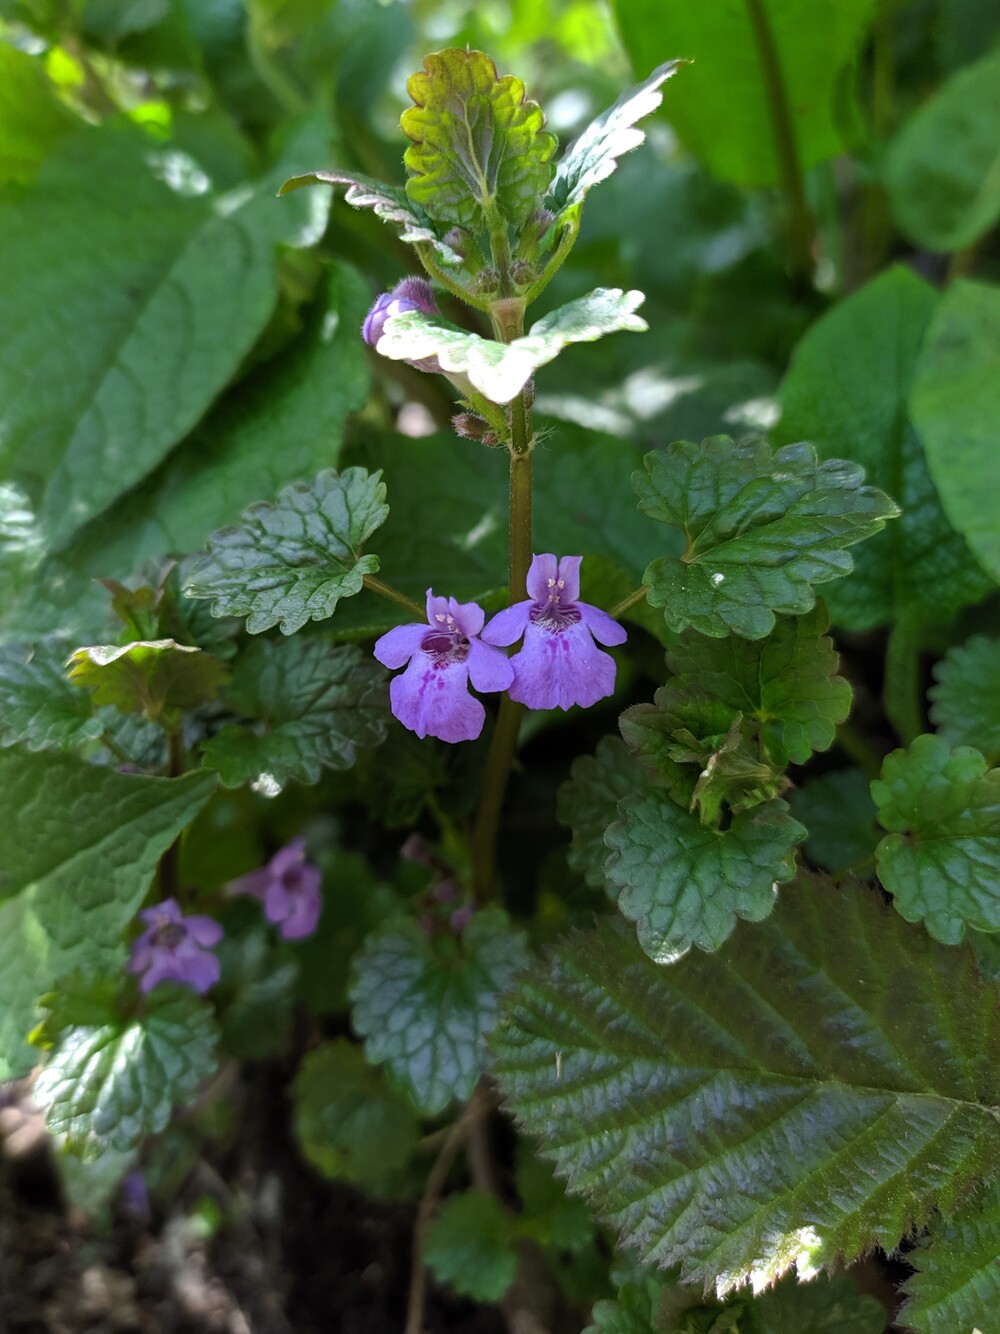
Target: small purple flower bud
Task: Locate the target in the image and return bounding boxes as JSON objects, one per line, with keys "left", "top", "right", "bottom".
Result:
{"left": 474, "top": 267, "right": 501, "bottom": 295}
{"left": 127, "top": 899, "right": 223, "bottom": 994}
{"left": 225, "top": 838, "right": 323, "bottom": 941}
{"left": 120, "top": 1170, "right": 151, "bottom": 1223}
{"left": 443, "top": 227, "right": 472, "bottom": 259}
{"left": 449, "top": 904, "right": 474, "bottom": 932}
{"left": 362, "top": 278, "right": 439, "bottom": 347}
{"left": 510, "top": 259, "right": 535, "bottom": 287}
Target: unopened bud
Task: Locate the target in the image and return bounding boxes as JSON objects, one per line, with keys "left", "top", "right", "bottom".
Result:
{"left": 362, "top": 277, "right": 438, "bottom": 346}
{"left": 442, "top": 227, "right": 472, "bottom": 259}
{"left": 474, "top": 266, "right": 501, "bottom": 295}
{"left": 511, "top": 259, "right": 535, "bottom": 287}
{"left": 452, "top": 412, "right": 488, "bottom": 440}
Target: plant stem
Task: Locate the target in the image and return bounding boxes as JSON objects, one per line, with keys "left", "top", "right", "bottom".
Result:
{"left": 101, "top": 730, "right": 132, "bottom": 765}
{"left": 744, "top": 0, "right": 814, "bottom": 279}
{"left": 158, "top": 730, "right": 186, "bottom": 901}
{"left": 415, "top": 242, "right": 494, "bottom": 313}
{"left": 363, "top": 574, "right": 426, "bottom": 619}
{"left": 884, "top": 611, "right": 924, "bottom": 745}
{"left": 609, "top": 586, "right": 649, "bottom": 620}
{"left": 471, "top": 696, "right": 525, "bottom": 903}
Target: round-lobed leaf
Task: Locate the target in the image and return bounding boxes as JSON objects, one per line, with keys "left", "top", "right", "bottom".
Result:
{"left": 0, "top": 639, "right": 103, "bottom": 752}
{"left": 929, "top": 635, "right": 1000, "bottom": 764}
{"left": 424, "top": 1190, "right": 519, "bottom": 1303}
{"left": 557, "top": 735, "right": 648, "bottom": 896}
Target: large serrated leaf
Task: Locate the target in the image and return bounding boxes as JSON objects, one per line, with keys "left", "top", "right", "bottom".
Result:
{"left": 0, "top": 639, "right": 103, "bottom": 752}
{"left": 910, "top": 279, "right": 1000, "bottom": 585}
{"left": 547, "top": 60, "right": 684, "bottom": 218}
{"left": 349, "top": 908, "right": 528, "bottom": 1115}
{"left": 777, "top": 266, "right": 990, "bottom": 629}
{"left": 184, "top": 467, "right": 388, "bottom": 635}
{"left": 34, "top": 980, "right": 217, "bottom": 1156}
{"left": 667, "top": 607, "right": 851, "bottom": 767}
{"left": 557, "top": 736, "right": 649, "bottom": 897}
{"left": 377, "top": 287, "right": 646, "bottom": 405}
{"left": 873, "top": 733, "right": 1000, "bottom": 943}
{"left": 634, "top": 437, "right": 899, "bottom": 640}
{"left": 605, "top": 794, "right": 804, "bottom": 963}
{"left": 67, "top": 639, "right": 229, "bottom": 726}
{"left": 492, "top": 878, "right": 1000, "bottom": 1293}
{"left": 201, "top": 637, "right": 389, "bottom": 791}
{"left": 929, "top": 635, "right": 1000, "bottom": 764}
{"left": 0, "top": 749, "right": 216, "bottom": 1078}
{"left": 400, "top": 47, "right": 556, "bottom": 228}
{"left": 901, "top": 1181, "right": 1000, "bottom": 1334}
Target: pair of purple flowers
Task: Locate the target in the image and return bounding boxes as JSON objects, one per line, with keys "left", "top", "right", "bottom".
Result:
{"left": 128, "top": 840, "right": 322, "bottom": 994}
{"left": 374, "top": 553, "right": 627, "bottom": 744}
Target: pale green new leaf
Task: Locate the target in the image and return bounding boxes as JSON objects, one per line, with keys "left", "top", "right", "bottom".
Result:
{"left": 930, "top": 635, "right": 1000, "bottom": 764}
{"left": 777, "top": 266, "right": 990, "bottom": 628}
{"left": 201, "top": 638, "right": 388, "bottom": 790}
{"left": 911, "top": 280, "right": 1000, "bottom": 584}
{"left": 901, "top": 1182, "right": 1000, "bottom": 1334}
{"left": 0, "top": 639, "right": 103, "bottom": 752}
{"left": 492, "top": 878, "right": 1000, "bottom": 1292}
{"left": 34, "top": 981, "right": 217, "bottom": 1156}
{"left": 557, "top": 736, "right": 649, "bottom": 895}
{"left": 885, "top": 50, "right": 1000, "bottom": 252}
{"left": 67, "top": 640, "right": 229, "bottom": 724}
{"left": 548, "top": 60, "right": 684, "bottom": 218}
{"left": 184, "top": 468, "right": 388, "bottom": 635}
{"left": 635, "top": 437, "right": 899, "bottom": 639}
{"left": 424, "top": 1191, "right": 519, "bottom": 1303}
{"left": 667, "top": 607, "right": 852, "bottom": 766}
{"left": 0, "top": 749, "right": 216, "bottom": 1078}
{"left": 349, "top": 909, "right": 528, "bottom": 1115}
{"left": 401, "top": 47, "right": 556, "bottom": 228}
{"left": 293, "top": 1039, "right": 420, "bottom": 1196}
{"left": 873, "top": 733, "right": 1000, "bottom": 943}
{"left": 377, "top": 287, "right": 646, "bottom": 404}
{"left": 605, "top": 794, "right": 804, "bottom": 963}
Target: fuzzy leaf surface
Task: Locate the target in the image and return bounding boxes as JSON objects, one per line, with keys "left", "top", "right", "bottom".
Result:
{"left": 548, "top": 60, "right": 684, "bottom": 218}
{"left": 605, "top": 795, "right": 804, "bottom": 963}
{"left": 901, "top": 1181, "right": 1000, "bottom": 1333}
{"left": 911, "top": 280, "right": 1000, "bottom": 584}
{"left": 0, "top": 749, "right": 216, "bottom": 1077}
{"left": 424, "top": 1191, "right": 519, "bottom": 1302}
{"left": 34, "top": 981, "right": 217, "bottom": 1155}
{"left": 184, "top": 468, "right": 388, "bottom": 635}
{"left": 635, "top": 437, "right": 899, "bottom": 640}
{"left": 557, "top": 736, "right": 648, "bottom": 895}
{"left": 377, "top": 288, "right": 647, "bottom": 405}
{"left": 930, "top": 635, "right": 1000, "bottom": 764}
{"left": 350, "top": 909, "right": 528, "bottom": 1115}
{"left": 401, "top": 47, "right": 556, "bottom": 228}
{"left": 873, "top": 733, "right": 1000, "bottom": 943}
{"left": 0, "top": 639, "right": 103, "bottom": 752}
{"left": 67, "top": 640, "right": 228, "bottom": 725}
{"left": 777, "top": 266, "right": 990, "bottom": 628}
{"left": 201, "top": 638, "right": 388, "bottom": 790}
{"left": 885, "top": 50, "right": 1000, "bottom": 251}
{"left": 667, "top": 607, "right": 851, "bottom": 766}
{"left": 492, "top": 879, "right": 1000, "bottom": 1292}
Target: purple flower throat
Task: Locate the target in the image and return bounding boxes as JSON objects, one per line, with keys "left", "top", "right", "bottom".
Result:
{"left": 422, "top": 609, "right": 471, "bottom": 666}
{"left": 530, "top": 574, "right": 582, "bottom": 631}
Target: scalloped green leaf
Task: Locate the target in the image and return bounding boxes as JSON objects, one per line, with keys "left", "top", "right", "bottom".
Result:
{"left": 377, "top": 287, "right": 646, "bottom": 405}
{"left": 930, "top": 635, "right": 1000, "bottom": 764}
{"left": 788, "top": 769, "right": 880, "bottom": 874}
{"left": 184, "top": 467, "right": 388, "bottom": 635}
{"left": 901, "top": 1181, "right": 1000, "bottom": 1333}
{"left": 885, "top": 50, "right": 1000, "bottom": 252}
{"left": 0, "top": 749, "right": 216, "bottom": 1078}
{"left": 605, "top": 795, "right": 804, "bottom": 963}
{"left": 873, "top": 733, "right": 1000, "bottom": 943}
{"left": 67, "top": 639, "right": 229, "bottom": 727}
{"left": 293, "top": 1039, "right": 420, "bottom": 1196}
{"left": 0, "top": 639, "right": 103, "bottom": 752}
{"left": 547, "top": 60, "right": 684, "bottom": 219}
{"left": 201, "top": 638, "right": 389, "bottom": 791}
{"left": 400, "top": 47, "right": 556, "bottom": 229}
{"left": 278, "top": 169, "right": 463, "bottom": 265}
{"left": 667, "top": 607, "right": 852, "bottom": 767}
{"left": 33, "top": 979, "right": 217, "bottom": 1156}
{"left": 492, "top": 878, "right": 1000, "bottom": 1294}
{"left": 557, "top": 736, "right": 648, "bottom": 897}
{"left": 634, "top": 437, "right": 899, "bottom": 640}
{"left": 349, "top": 908, "right": 528, "bottom": 1115}
{"left": 776, "top": 266, "right": 991, "bottom": 629}
{"left": 424, "top": 1191, "right": 519, "bottom": 1303}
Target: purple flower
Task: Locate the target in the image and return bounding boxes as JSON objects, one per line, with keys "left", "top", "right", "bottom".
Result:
{"left": 373, "top": 591, "right": 514, "bottom": 743}
{"left": 225, "top": 838, "right": 322, "bottom": 940}
{"left": 482, "top": 554, "right": 627, "bottom": 711}
{"left": 363, "top": 278, "right": 441, "bottom": 374}
{"left": 127, "top": 898, "right": 223, "bottom": 994}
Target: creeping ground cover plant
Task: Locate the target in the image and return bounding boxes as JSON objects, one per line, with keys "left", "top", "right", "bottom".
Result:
{"left": 5, "top": 6, "right": 1000, "bottom": 1329}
